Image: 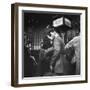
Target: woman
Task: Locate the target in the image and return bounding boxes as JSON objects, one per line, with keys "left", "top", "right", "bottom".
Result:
{"left": 37, "top": 33, "right": 53, "bottom": 76}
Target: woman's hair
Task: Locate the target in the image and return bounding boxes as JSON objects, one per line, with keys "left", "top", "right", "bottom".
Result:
{"left": 41, "top": 35, "right": 53, "bottom": 49}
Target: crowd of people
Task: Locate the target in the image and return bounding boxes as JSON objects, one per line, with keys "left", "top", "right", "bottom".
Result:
{"left": 24, "top": 27, "right": 80, "bottom": 77}
{"left": 37, "top": 28, "right": 80, "bottom": 76}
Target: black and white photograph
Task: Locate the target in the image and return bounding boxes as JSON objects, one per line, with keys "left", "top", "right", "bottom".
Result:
{"left": 24, "top": 12, "right": 80, "bottom": 77}
{"left": 11, "top": 3, "right": 87, "bottom": 87}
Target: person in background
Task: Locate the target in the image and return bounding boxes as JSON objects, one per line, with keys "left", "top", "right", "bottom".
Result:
{"left": 24, "top": 34, "right": 37, "bottom": 77}
{"left": 65, "top": 32, "right": 80, "bottom": 75}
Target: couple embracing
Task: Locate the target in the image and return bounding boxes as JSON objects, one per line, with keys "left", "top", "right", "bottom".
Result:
{"left": 38, "top": 28, "right": 65, "bottom": 76}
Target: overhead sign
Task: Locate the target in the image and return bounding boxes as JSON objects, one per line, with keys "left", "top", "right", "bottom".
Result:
{"left": 65, "top": 18, "right": 71, "bottom": 27}
{"left": 53, "top": 17, "right": 63, "bottom": 27}
{"left": 53, "top": 17, "right": 71, "bottom": 28}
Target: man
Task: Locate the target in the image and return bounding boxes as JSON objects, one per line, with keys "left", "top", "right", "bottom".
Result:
{"left": 45, "top": 29, "right": 65, "bottom": 75}
{"left": 65, "top": 34, "right": 80, "bottom": 75}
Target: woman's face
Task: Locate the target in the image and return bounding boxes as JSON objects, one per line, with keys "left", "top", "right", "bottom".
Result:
{"left": 47, "top": 35, "right": 53, "bottom": 40}
{"left": 50, "top": 32, "right": 55, "bottom": 39}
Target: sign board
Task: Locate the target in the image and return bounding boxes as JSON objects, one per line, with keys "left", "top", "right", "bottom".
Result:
{"left": 53, "top": 17, "right": 71, "bottom": 28}
{"left": 65, "top": 18, "right": 71, "bottom": 27}
{"left": 53, "top": 17, "right": 63, "bottom": 27}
